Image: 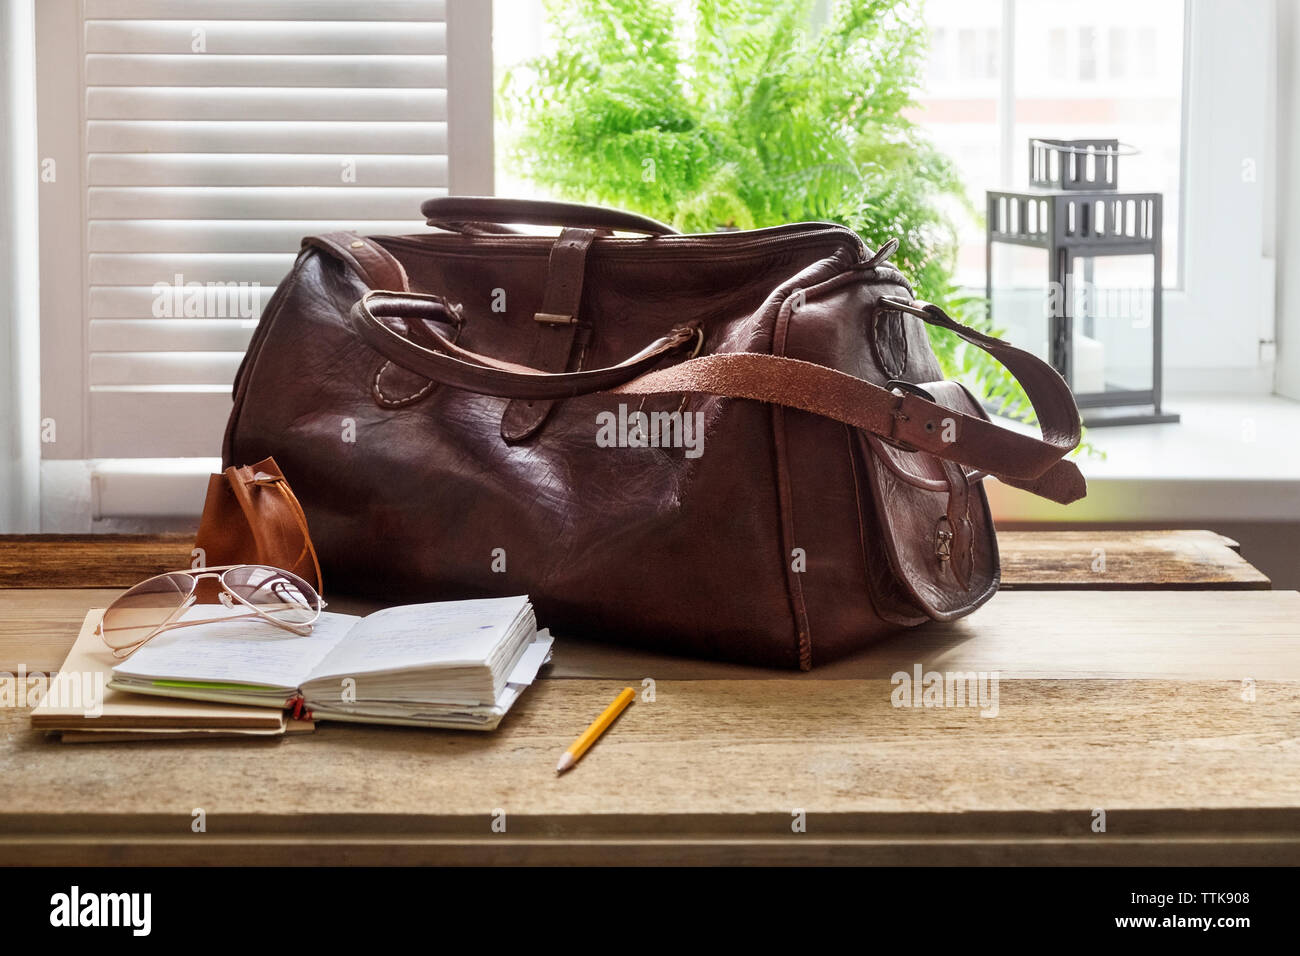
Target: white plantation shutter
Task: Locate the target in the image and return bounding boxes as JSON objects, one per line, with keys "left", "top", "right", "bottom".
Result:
{"left": 35, "top": 0, "right": 492, "bottom": 522}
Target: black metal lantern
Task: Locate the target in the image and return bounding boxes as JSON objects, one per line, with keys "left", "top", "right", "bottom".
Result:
{"left": 986, "top": 139, "right": 1177, "bottom": 425}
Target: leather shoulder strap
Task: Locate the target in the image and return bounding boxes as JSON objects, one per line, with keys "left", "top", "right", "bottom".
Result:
{"left": 607, "top": 352, "right": 1085, "bottom": 504}
{"left": 349, "top": 292, "right": 1086, "bottom": 504}
{"left": 303, "top": 233, "right": 410, "bottom": 292}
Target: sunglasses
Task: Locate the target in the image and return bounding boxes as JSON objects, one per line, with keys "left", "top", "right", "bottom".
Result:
{"left": 96, "top": 564, "right": 325, "bottom": 658}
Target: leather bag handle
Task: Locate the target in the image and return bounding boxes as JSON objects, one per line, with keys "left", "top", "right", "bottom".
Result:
{"left": 421, "top": 196, "right": 680, "bottom": 237}
{"left": 352, "top": 291, "right": 701, "bottom": 399}
{"left": 350, "top": 291, "right": 1085, "bottom": 503}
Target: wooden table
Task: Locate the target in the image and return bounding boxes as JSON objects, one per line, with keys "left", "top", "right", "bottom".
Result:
{"left": 0, "top": 528, "right": 1271, "bottom": 590}
{"left": 0, "top": 531, "right": 1294, "bottom": 865}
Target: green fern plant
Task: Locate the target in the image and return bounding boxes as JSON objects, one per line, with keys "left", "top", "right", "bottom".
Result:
{"left": 500, "top": 0, "right": 1038, "bottom": 425}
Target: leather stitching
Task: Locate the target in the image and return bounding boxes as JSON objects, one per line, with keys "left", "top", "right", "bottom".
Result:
{"left": 373, "top": 361, "right": 439, "bottom": 407}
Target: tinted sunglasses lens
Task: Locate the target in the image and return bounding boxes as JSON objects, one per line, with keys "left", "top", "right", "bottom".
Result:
{"left": 100, "top": 572, "right": 193, "bottom": 650}
{"left": 221, "top": 566, "right": 320, "bottom": 625}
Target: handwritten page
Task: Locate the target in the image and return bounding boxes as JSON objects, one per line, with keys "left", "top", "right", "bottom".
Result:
{"left": 112, "top": 610, "right": 359, "bottom": 690}
{"left": 306, "top": 596, "right": 531, "bottom": 680}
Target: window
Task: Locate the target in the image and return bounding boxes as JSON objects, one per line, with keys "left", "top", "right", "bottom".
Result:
{"left": 35, "top": 0, "right": 491, "bottom": 522}
{"left": 1108, "top": 27, "right": 1126, "bottom": 80}
{"left": 919, "top": 0, "right": 1185, "bottom": 289}
{"left": 918, "top": 0, "right": 1276, "bottom": 399}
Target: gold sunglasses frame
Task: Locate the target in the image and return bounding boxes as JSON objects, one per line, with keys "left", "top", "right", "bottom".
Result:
{"left": 96, "top": 564, "right": 325, "bottom": 658}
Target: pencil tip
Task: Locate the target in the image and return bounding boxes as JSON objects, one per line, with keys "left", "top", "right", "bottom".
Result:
{"left": 555, "top": 752, "right": 574, "bottom": 773}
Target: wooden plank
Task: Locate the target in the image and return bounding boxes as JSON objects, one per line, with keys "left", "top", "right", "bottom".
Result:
{"left": 0, "top": 529, "right": 1270, "bottom": 590}
{"left": 4, "top": 589, "right": 1299, "bottom": 680}
{"left": 546, "top": 589, "right": 1300, "bottom": 681}
{"left": 997, "top": 529, "right": 1271, "bottom": 590}
{"left": 1, "top": 678, "right": 1297, "bottom": 864}
{"left": 0, "top": 535, "right": 194, "bottom": 588}
{"left": 0, "top": 589, "right": 123, "bottom": 674}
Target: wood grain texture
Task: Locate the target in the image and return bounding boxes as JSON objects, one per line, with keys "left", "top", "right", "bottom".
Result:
{"left": 4, "top": 589, "right": 1297, "bottom": 681}
{"left": 1, "top": 679, "right": 1297, "bottom": 864}
{"left": 0, "top": 590, "right": 122, "bottom": 674}
{"left": 548, "top": 590, "right": 1300, "bottom": 681}
{"left": 0, "top": 534, "right": 195, "bottom": 587}
{"left": 0, "top": 529, "right": 1269, "bottom": 589}
{"left": 997, "top": 529, "right": 1270, "bottom": 590}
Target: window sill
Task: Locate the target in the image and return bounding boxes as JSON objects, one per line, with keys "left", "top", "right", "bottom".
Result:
{"left": 91, "top": 458, "right": 219, "bottom": 521}
{"left": 988, "top": 393, "right": 1300, "bottom": 522}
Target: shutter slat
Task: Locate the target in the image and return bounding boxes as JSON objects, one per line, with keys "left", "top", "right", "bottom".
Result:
{"left": 86, "top": 54, "right": 446, "bottom": 88}
{"left": 90, "top": 390, "right": 232, "bottom": 459}
{"left": 90, "top": 285, "right": 277, "bottom": 318}
{"left": 89, "top": 252, "right": 296, "bottom": 286}
{"left": 87, "top": 87, "right": 447, "bottom": 122}
{"left": 91, "top": 351, "right": 247, "bottom": 386}
{"left": 85, "top": 0, "right": 445, "bottom": 20}
{"left": 90, "top": 219, "right": 427, "bottom": 252}
{"left": 89, "top": 186, "right": 438, "bottom": 220}
{"left": 86, "top": 20, "right": 446, "bottom": 55}
{"left": 90, "top": 153, "right": 446, "bottom": 187}
{"left": 91, "top": 318, "right": 257, "bottom": 352}
{"left": 87, "top": 120, "right": 447, "bottom": 153}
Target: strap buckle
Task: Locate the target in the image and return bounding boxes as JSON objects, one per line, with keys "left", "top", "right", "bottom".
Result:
{"left": 876, "top": 380, "right": 938, "bottom": 454}
{"left": 534, "top": 312, "right": 577, "bottom": 325}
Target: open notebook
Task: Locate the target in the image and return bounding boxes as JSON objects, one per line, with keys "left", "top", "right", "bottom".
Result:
{"left": 108, "top": 596, "right": 553, "bottom": 731}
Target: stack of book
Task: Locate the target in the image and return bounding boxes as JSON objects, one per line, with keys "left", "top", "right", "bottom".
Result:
{"left": 32, "top": 596, "right": 552, "bottom": 742}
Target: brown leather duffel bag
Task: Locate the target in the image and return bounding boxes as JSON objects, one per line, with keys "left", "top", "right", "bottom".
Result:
{"left": 225, "top": 197, "right": 1084, "bottom": 669}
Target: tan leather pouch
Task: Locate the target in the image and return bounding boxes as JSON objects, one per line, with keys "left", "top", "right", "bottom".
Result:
{"left": 193, "top": 456, "right": 323, "bottom": 596}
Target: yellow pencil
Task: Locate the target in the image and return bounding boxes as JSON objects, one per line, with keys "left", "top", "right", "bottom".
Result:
{"left": 555, "top": 686, "right": 635, "bottom": 773}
